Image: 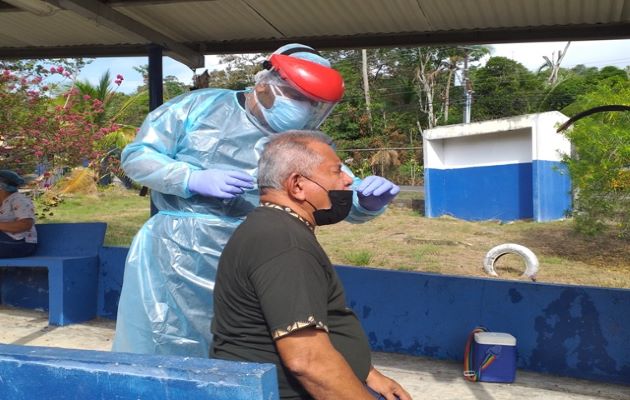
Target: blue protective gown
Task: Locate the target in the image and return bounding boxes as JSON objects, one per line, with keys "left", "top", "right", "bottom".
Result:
{"left": 112, "top": 88, "right": 382, "bottom": 356}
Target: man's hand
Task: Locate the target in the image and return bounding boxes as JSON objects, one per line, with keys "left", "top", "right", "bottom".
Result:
{"left": 357, "top": 176, "right": 400, "bottom": 211}
{"left": 188, "top": 169, "right": 254, "bottom": 198}
{"left": 366, "top": 366, "right": 412, "bottom": 400}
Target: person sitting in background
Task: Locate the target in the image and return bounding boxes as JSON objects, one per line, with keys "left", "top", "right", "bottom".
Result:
{"left": 212, "top": 131, "right": 409, "bottom": 400}
{"left": 0, "top": 170, "right": 37, "bottom": 258}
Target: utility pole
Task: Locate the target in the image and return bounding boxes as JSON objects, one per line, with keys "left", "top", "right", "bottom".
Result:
{"left": 463, "top": 49, "right": 472, "bottom": 124}
{"left": 361, "top": 49, "right": 373, "bottom": 134}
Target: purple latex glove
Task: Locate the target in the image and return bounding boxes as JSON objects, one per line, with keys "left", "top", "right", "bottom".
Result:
{"left": 357, "top": 175, "right": 400, "bottom": 211}
{"left": 188, "top": 169, "right": 254, "bottom": 199}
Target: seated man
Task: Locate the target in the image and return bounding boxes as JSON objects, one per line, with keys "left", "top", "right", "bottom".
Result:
{"left": 211, "top": 131, "right": 410, "bottom": 400}
{"left": 0, "top": 170, "right": 37, "bottom": 258}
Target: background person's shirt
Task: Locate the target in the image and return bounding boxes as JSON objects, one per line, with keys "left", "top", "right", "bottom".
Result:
{"left": 0, "top": 192, "right": 37, "bottom": 243}
{"left": 212, "top": 205, "right": 371, "bottom": 399}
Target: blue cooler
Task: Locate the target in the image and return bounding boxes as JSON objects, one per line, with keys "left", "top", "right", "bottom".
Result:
{"left": 473, "top": 332, "right": 516, "bottom": 383}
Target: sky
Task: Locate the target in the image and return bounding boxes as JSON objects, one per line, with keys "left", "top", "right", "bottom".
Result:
{"left": 75, "top": 39, "right": 630, "bottom": 95}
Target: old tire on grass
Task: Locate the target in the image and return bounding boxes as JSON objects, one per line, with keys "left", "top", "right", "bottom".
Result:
{"left": 483, "top": 243, "right": 538, "bottom": 281}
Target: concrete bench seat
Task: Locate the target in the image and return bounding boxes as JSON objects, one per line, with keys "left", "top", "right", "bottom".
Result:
{"left": 0, "top": 344, "right": 279, "bottom": 400}
{"left": 0, "top": 222, "right": 107, "bottom": 326}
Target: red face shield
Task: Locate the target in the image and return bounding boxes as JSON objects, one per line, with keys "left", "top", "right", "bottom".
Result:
{"left": 267, "top": 54, "right": 344, "bottom": 102}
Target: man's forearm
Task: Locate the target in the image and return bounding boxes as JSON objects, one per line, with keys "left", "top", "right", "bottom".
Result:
{"left": 276, "top": 329, "right": 374, "bottom": 400}
{"left": 0, "top": 219, "right": 33, "bottom": 234}
{"left": 293, "top": 345, "right": 373, "bottom": 399}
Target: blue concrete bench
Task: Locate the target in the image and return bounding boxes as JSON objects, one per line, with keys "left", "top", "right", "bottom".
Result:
{"left": 0, "top": 222, "right": 106, "bottom": 326}
{"left": 0, "top": 344, "right": 279, "bottom": 400}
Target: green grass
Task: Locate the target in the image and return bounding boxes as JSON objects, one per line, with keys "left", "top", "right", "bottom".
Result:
{"left": 412, "top": 244, "right": 439, "bottom": 262}
{"left": 343, "top": 250, "right": 373, "bottom": 266}
{"left": 35, "top": 187, "right": 150, "bottom": 246}
{"left": 33, "top": 187, "right": 630, "bottom": 289}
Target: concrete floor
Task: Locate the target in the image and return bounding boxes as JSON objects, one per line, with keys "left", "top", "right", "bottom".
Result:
{"left": 1, "top": 305, "right": 629, "bottom": 400}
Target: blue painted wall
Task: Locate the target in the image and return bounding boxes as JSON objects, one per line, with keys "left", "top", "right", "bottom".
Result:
{"left": 425, "top": 163, "right": 533, "bottom": 221}
{"left": 0, "top": 247, "right": 128, "bottom": 318}
{"left": 97, "top": 246, "right": 127, "bottom": 319}
{"left": 3, "top": 247, "right": 630, "bottom": 386}
{"left": 532, "top": 160, "right": 572, "bottom": 221}
{"left": 0, "top": 268, "right": 48, "bottom": 310}
{"left": 425, "top": 161, "right": 572, "bottom": 222}
{"left": 0, "top": 344, "right": 278, "bottom": 400}
{"left": 336, "top": 265, "right": 630, "bottom": 385}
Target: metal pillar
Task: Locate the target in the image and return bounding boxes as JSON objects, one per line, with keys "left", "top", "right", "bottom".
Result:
{"left": 148, "top": 45, "right": 164, "bottom": 112}
{"left": 147, "top": 44, "right": 163, "bottom": 216}
{"left": 463, "top": 50, "right": 471, "bottom": 124}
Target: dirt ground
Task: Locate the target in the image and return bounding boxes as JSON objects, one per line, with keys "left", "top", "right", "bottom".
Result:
{"left": 317, "top": 206, "right": 630, "bottom": 288}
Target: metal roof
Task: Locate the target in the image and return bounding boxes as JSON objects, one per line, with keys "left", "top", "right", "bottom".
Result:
{"left": 1, "top": 0, "right": 629, "bottom": 68}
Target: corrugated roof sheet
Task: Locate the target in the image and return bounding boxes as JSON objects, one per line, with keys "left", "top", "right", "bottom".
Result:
{"left": 0, "top": 0, "right": 628, "bottom": 67}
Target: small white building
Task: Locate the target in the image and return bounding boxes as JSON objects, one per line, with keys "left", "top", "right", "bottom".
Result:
{"left": 422, "top": 112, "right": 572, "bottom": 222}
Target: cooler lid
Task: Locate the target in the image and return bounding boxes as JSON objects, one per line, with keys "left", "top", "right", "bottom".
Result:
{"left": 474, "top": 332, "right": 516, "bottom": 346}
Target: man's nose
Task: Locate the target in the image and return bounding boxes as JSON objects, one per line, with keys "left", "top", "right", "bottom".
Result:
{"left": 342, "top": 172, "right": 353, "bottom": 188}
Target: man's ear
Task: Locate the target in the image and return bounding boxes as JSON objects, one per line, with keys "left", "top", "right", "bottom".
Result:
{"left": 287, "top": 173, "right": 307, "bottom": 201}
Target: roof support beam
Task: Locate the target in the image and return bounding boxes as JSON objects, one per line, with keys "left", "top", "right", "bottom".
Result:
{"left": 194, "top": 23, "right": 630, "bottom": 54}
{"left": 41, "top": 0, "right": 204, "bottom": 68}
{"left": 105, "top": 0, "right": 220, "bottom": 5}
{"left": 0, "top": 44, "right": 154, "bottom": 59}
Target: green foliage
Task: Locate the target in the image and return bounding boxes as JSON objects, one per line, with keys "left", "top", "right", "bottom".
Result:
{"left": 4, "top": 51, "right": 628, "bottom": 196}
{"left": 163, "top": 75, "right": 190, "bottom": 99}
{"left": 562, "top": 79, "right": 630, "bottom": 237}
{"left": 471, "top": 57, "right": 545, "bottom": 120}
{"left": 537, "top": 74, "right": 588, "bottom": 111}
{"left": 398, "top": 158, "right": 424, "bottom": 186}
{"left": 33, "top": 192, "right": 64, "bottom": 220}
{"left": 203, "top": 54, "right": 262, "bottom": 90}
{"left": 343, "top": 250, "right": 373, "bottom": 266}
{"left": 1, "top": 63, "right": 120, "bottom": 175}
{"left": 343, "top": 157, "right": 372, "bottom": 179}
{"left": 108, "top": 91, "right": 149, "bottom": 127}
{"left": 538, "top": 65, "right": 629, "bottom": 112}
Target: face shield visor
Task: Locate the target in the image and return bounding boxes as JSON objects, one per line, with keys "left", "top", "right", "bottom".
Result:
{"left": 246, "top": 54, "right": 344, "bottom": 134}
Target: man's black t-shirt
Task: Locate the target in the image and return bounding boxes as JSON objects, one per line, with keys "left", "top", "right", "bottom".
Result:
{"left": 211, "top": 205, "right": 371, "bottom": 399}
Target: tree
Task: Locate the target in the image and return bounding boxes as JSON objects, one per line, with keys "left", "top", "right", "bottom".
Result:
{"left": 561, "top": 79, "right": 630, "bottom": 237}
{"left": 471, "top": 57, "right": 544, "bottom": 120}
{"left": 204, "top": 54, "right": 262, "bottom": 90}
{"left": 537, "top": 73, "right": 587, "bottom": 111}
{"left": 72, "top": 70, "right": 126, "bottom": 125}
{"left": 537, "top": 42, "right": 571, "bottom": 85}
{"left": 537, "top": 64, "right": 629, "bottom": 112}
{"left": 0, "top": 62, "right": 118, "bottom": 176}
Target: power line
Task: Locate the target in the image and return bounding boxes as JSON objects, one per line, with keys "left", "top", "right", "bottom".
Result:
{"left": 339, "top": 146, "right": 423, "bottom": 152}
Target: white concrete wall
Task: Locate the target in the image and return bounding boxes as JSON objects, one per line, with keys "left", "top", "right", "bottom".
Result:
{"left": 531, "top": 112, "right": 571, "bottom": 162}
{"left": 442, "top": 129, "right": 531, "bottom": 168}
{"left": 423, "top": 112, "right": 571, "bottom": 170}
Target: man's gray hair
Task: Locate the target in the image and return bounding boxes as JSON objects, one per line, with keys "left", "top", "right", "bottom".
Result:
{"left": 258, "top": 130, "right": 334, "bottom": 190}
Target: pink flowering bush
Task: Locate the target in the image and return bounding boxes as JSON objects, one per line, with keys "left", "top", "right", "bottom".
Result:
{"left": 0, "top": 62, "right": 121, "bottom": 176}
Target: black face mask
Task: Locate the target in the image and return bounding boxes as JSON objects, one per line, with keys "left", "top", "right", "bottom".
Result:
{"left": 302, "top": 176, "right": 353, "bottom": 226}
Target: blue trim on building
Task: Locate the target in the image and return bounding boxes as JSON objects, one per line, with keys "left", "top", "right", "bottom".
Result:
{"left": 425, "top": 161, "right": 572, "bottom": 222}
{"left": 425, "top": 163, "right": 533, "bottom": 221}
{"left": 532, "top": 160, "right": 572, "bottom": 221}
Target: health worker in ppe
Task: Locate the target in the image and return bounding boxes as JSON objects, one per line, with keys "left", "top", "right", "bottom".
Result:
{"left": 112, "top": 43, "right": 400, "bottom": 357}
